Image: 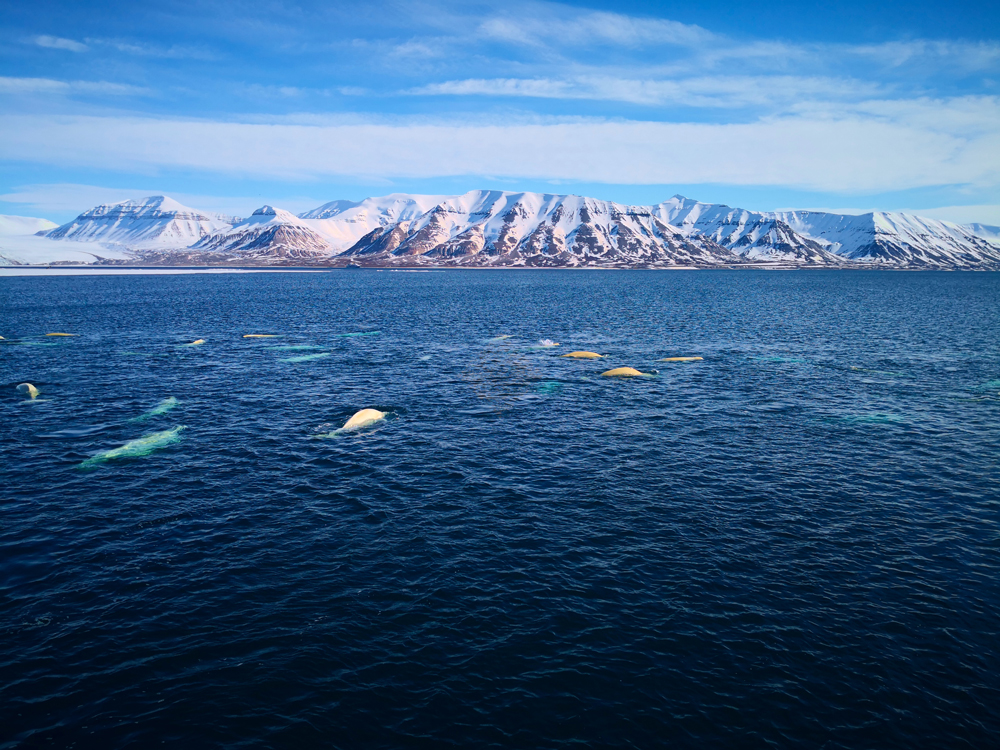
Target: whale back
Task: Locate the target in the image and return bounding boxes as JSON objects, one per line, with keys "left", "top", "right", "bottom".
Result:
{"left": 343, "top": 408, "right": 386, "bottom": 431}
{"left": 601, "top": 367, "right": 645, "bottom": 377}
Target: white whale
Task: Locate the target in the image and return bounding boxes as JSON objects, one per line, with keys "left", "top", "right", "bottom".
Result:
{"left": 17, "top": 383, "right": 39, "bottom": 399}
{"left": 131, "top": 396, "right": 179, "bottom": 422}
{"left": 343, "top": 408, "right": 386, "bottom": 430}
{"left": 79, "top": 426, "right": 186, "bottom": 469}
{"left": 317, "top": 408, "right": 387, "bottom": 438}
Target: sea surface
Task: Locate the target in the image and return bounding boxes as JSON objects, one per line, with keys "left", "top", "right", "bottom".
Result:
{"left": 2, "top": 269, "right": 999, "bottom": 748}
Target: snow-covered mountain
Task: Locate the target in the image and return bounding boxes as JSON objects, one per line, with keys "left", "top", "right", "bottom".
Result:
{"left": 338, "top": 190, "right": 735, "bottom": 266}
{"left": 301, "top": 194, "right": 449, "bottom": 251}
{"left": 5, "top": 191, "right": 999, "bottom": 269}
{"left": 656, "top": 196, "right": 1000, "bottom": 268}
{"left": 43, "top": 196, "right": 238, "bottom": 249}
{"left": 189, "top": 206, "right": 333, "bottom": 261}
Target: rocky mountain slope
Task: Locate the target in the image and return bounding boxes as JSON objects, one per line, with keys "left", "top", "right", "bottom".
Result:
{"left": 657, "top": 196, "right": 1000, "bottom": 268}
{"left": 187, "top": 206, "right": 333, "bottom": 262}
{"left": 6, "top": 191, "right": 999, "bottom": 268}
{"left": 341, "top": 191, "right": 738, "bottom": 266}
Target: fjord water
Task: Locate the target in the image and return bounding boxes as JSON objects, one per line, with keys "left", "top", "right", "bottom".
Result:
{"left": 2, "top": 270, "right": 999, "bottom": 748}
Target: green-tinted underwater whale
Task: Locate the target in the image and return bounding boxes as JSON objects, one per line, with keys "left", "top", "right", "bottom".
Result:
{"left": 80, "top": 426, "right": 187, "bottom": 469}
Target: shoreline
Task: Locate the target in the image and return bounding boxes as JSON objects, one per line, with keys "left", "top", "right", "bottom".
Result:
{"left": 0, "top": 264, "right": 986, "bottom": 276}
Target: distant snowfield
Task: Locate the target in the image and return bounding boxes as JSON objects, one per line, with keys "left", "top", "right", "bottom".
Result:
{"left": 0, "top": 233, "right": 133, "bottom": 265}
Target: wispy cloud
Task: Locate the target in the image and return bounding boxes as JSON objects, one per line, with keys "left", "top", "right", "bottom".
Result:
{"left": 0, "top": 97, "right": 997, "bottom": 192}
{"left": 32, "top": 35, "right": 88, "bottom": 53}
{"left": 0, "top": 77, "right": 149, "bottom": 96}
{"left": 83, "top": 37, "right": 217, "bottom": 60}
{"left": 410, "top": 75, "right": 885, "bottom": 108}
{"left": 479, "top": 10, "right": 714, "bottom": 49}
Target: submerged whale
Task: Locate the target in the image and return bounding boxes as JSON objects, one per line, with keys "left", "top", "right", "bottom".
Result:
{"left": 659, "top": 357, "right": 703, "bottom": 362}
{"left": 79, "top": 426, "right": 186, "bottom": 469}
{"left": 561, "top": 351, "right": 604, "bottom": 359}
{"left": 17, "top": 383, "right": 39, "bottom": 399}
{"left": 281, "top": 352, "right": 331, "bottom": 363}
{"left": 601, "top": 367, "right": 650, "bottom": 377}
{"left": 243, "top": 334, "right": 277, "bottom": 338}
{"left": 131, "top": 396, "right": 179, "bottom": 422}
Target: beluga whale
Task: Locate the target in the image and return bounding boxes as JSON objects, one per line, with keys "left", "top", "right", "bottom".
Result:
{"left": 659, "top": 357, "right": 703, "bottom": 362}
{"left": 317, "top": 408, "right": 387, "bottom": 437}
{"left": 17, "top": 383, "right": 39, "bottom": 399}
{"left": 131, "top": 396, "right": 179, "bottom": 422}
{"left": 601, "top": 367, "right": 653, "bottom": 378}
{"left": 561, "top": 351, "right": 604, "bottom": 359}
{"left": 183, "top": 339, "right": 206, "bottom": 346}
{"left": 79, "top": 426, "right": 186, "bottom": 469}
{"left": 342, "top": 409, "right": 386, "bottom": 430}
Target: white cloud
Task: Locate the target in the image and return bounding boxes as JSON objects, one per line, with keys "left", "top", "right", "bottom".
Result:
{"left": 33, "top": 35, "right": 88, "bottom": 53}
{"left": 83, "top": 38, "right": 216, "bottom": 60}
{"left": 411, "top": 75, "right": 884, "bottom": 107}
{"left": 897, "top": 204, "right": 1000, "bottom": 225}
{"left": 0, "top": 77, "right": 149, "bottom": 96}
{"left": 479, "top": 9, "right": 714, "bottom": 49}
{"left": 0, "top": 98, "right": 997, "bottom": 193}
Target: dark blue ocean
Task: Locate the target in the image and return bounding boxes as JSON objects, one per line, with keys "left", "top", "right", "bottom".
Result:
{"left": 2, "top": 269, "right": 999, "bottom": 749}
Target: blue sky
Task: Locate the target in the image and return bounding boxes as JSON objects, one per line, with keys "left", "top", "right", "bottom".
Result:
{"left": 1, "top": 0, "right": 998, "bottom": 223}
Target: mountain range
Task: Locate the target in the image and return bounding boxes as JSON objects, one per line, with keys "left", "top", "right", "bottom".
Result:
{"left": 2, "top": 191, "right": 999, "bottom": 269}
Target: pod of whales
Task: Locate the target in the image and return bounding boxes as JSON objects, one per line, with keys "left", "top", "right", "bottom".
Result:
{"left": 79, "top": 426, "right": 186, "bottom": 469}
{"left": 659, "top": 357, "right": 703, "bottom": 362}
{"left": 561, "top": 351, "right": 604, "bottom": 359}
{"left": 17, "top": 383, "right": 39, "bottom": 399}
{"left": 601, "top": 367, "right": 649, "bottom": 377}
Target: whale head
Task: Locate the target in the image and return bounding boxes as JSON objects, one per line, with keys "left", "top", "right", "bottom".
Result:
{"left": 17, "top": 383, "right": 39, "bottom": 399}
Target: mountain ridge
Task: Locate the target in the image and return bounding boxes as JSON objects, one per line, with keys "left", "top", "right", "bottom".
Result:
{"left": 5, "top": 191, "right": 999, "bottom": 268}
